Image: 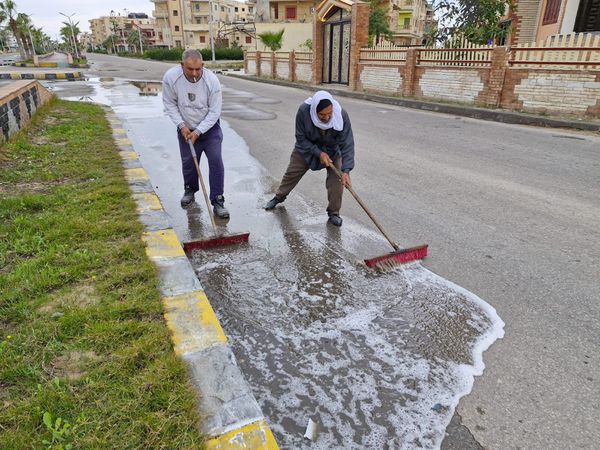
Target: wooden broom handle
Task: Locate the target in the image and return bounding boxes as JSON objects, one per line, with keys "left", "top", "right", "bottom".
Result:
{"left": 328, "top": 164, "right": 400, "bottom": 251}
{"left": 188, "top": 141, "right": 217, "bottom": 233}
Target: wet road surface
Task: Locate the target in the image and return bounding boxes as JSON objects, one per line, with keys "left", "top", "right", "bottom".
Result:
{"left": 49, "top": 77, "right": 503, "bottom": 449}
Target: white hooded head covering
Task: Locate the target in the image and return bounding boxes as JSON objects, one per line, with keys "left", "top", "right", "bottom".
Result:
{"left": 304, "top": 90, "right": 344, "bottom": 131}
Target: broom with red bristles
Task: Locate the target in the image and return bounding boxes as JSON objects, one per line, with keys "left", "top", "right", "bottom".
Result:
{"left": 182, "top": 140, "right": 249, "bottom": 252}
{"left": 329, "top": 165, "right": 428, "bottom": 269}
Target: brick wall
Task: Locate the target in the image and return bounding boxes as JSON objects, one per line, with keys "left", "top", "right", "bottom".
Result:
{"left": 416, "top": 68, "right": 487, "bottom": 103}
{"left": 358, "top": 65, "right": 403, "bottom": 94}
{"left": 0, "top": 80, "right": 53, "bottom": 144}
{"left": 247, "top": 59, "right": 257, "bottom": 76}
{"left": 296, "top": 62, "right": 312, "bottom": 82}
{"left": 260, "top": 60, "right": 273, "bottom": 78}
{"left": 276, "top": 61, "right": 290, "bottom": 80}
{"left": 502, "top": 70, "right": 600, "bottom": 115}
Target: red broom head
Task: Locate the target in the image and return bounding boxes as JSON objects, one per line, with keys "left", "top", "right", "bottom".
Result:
{"left": 183, "top": 232, "right": 250, "bottom": 252}
{"left": 365, "top": 244, "right": 428, "bottom": 269}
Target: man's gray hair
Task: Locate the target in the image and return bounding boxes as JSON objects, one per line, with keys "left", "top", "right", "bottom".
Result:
{"left": 182, "top": 49, "right": 203, "bottom": 62}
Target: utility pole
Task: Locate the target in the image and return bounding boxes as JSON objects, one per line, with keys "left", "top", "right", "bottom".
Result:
{"left": 209, "top": 0, "right": 216, "bottom": 62}
{"left": 59, "top": 12, "right": 79, "bottom": 59}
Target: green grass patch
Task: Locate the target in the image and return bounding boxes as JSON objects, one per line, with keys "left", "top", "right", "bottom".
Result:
{"left": 0, "top": 100, "right": 204, "bottom": 449}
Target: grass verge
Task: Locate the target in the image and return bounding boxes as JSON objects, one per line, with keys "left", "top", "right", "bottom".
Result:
{"left": 0, "top": 99, "right": 204, "bottom": 449}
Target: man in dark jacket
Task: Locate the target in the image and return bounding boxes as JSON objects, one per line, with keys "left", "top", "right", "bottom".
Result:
{"left": 265, "top": 91, "right": 355, "bottom": 227}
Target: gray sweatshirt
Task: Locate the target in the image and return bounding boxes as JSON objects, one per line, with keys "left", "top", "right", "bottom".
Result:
{"left": 162, "top": 65, "right": 222, "bottom": 134}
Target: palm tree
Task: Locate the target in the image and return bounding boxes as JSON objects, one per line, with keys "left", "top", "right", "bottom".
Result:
{"left": 127, "top": 28, "right": 145, "bottom": 53}
{"left": 60, "top": 21, "right": 80, "bottom": 56}
{"left": 257, "top": 29, "right": 284, "bottom": 52}
{"left": 15, "top": 12, "right": 33, "bottom": 58}
{"left": 0, "top": 0, "right": 27, "bottom": 59}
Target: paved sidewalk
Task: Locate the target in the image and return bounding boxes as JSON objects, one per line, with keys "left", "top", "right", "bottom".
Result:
{"left": 225, "top": 73, "right": 600, "bottom": 132}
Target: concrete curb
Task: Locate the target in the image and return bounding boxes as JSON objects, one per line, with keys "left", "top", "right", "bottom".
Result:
{"left": 0, "top": 72, "right": 83, "bottom": 80}
{"left": 105, "top": 108, "right": 279, "bottom": 449}
{"left": 225, "top": 73, "right": 600, "bottom": 132}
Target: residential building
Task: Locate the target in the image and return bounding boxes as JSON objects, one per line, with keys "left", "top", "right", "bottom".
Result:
{"left": 150, "top": 0, "right": 255, "bottom": 49}
{"left": 89, "top": 13, "right": 156, "bottom": 51}
{"left": 387, "top": 0, "right": 432, "bottom": 46}
{"left": 506, "top": 0, "right": 600, "bottom": 45}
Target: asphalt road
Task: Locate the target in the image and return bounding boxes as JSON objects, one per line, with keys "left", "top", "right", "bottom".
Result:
{"left": 81, "top": 53, "right": 600, "bottom": 449}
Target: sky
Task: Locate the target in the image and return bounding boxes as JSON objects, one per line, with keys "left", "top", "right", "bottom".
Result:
{"left": 13, "top": 0, "right": 154, "bottom": 40}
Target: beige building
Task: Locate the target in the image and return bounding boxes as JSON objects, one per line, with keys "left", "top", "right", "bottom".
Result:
{"left": 151, "top": 0, "right": 256, "bottom": 49}
{"left": 89, "top": 14, "right": 156, "bottom": 51}
{"left": 506, "top": 0, "right": 600, "bottom": 45}
{"left": 387, "top": 0, "right": 432, "bottom": 46}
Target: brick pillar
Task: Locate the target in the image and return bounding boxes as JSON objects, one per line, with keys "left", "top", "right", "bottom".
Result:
{"left": 290, "top": 50, "right": 296, "bottom": 82}
{"left": 349, "top": 2, "right": 370, "bottom": 90}
{"left": 271, "top": 51, "right": 276, "bottom": 78}
{"left": 484, "top": 46, "right": 510, "bottom": 107}
{"left": 256, "top": 51, "right": 261, "bottom": 77}
{"left": 313, "top": 16, "right": 324, "bottom": 84}
{"left": 402, "top": 48, "right": 418, "bottom": 97}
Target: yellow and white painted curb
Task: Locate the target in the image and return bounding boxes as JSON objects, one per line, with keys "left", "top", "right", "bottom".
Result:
{"left": 106, "top": 107, "right": 279, "bottom": 448}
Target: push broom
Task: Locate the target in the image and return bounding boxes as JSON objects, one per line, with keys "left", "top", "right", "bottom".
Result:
{"left": 329, "top": 165, "right": 428, "bottom": 269}
{"left": 182, "top": 140, "right": 249, "bottom": 252}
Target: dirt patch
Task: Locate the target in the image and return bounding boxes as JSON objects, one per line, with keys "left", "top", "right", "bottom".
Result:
{"left": 49, "top": 351, "right": 100, "bottom": 380}
{"left": 40, "top": 283, "right": 101, "bottom": 314}
{"left": 31, "top": 135, "right": 49, "bottom": 145}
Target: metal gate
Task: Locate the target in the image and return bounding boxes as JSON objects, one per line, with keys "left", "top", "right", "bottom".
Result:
{"left": 322, "top": 9, "right": 352, "bottom": 84}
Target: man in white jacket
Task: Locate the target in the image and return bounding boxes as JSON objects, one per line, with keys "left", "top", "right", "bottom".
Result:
{"left": 162, "top": 49, "right": 229, "bottom": 218}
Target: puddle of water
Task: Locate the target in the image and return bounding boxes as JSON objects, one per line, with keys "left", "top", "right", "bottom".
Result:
{"left": 50, "top": 77, "right": 504, "bottom": 449}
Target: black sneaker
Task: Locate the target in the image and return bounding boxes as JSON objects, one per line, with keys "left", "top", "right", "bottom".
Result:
{"left": 265, "top": 196, "right": 283, "bottom": 210}
{"left": 180, "top": 189, "right": 195, "bottom": 207}
{"left": 212, "top": 195, "right": 230, "bottom": 219}
{"left": 328, "top": 213, "right": 343, "bottom": 227}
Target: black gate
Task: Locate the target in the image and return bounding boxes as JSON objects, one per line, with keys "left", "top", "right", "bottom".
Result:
{"left": 322, "top": 9, "right": 352, "bottom": 84}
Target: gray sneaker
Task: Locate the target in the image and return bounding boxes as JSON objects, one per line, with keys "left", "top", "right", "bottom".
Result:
{"left": 212, "top": 195, "right": 230, "bottom": 219}
{"left": 180, "top": 189, "right": 195, "bottom": 207}
{"left": 328, "top": 213, "right": 343, "bottom": 227}
{"left": 265, "top": 196, "right": 283, "bottom": 210}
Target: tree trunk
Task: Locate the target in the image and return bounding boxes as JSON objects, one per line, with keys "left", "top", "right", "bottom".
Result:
{"left": 9, "top": 20, "right": 26, "bottom": 60}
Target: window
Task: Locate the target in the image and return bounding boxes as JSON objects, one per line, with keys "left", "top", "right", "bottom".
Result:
{"left": 249, "top": 7, "right": 253, "bottom": 13}
{"left": 195, "top": 4, "right": 200, "bottom": 10}
{"left": 542, "top": 0, "right": 561, "bottom": 25}
{"left": 221, "top": 6, "right": 225, "bottom": 11}
{"left": 272, "top": 6, "right": 278, "bottom": 19}
{"left": 246, "top": 36, "right": 252, "bottom": 44}
{"left": 173, "top": 10, "right": 178, "bottom": 16}
{"left": 235, "top": 7, "right": 238, "bottom": 12}
{"left": 175, "top": 25, "right": 179, "bottom": 31}
{"left": 196, "top": 18, "right": 201, "bottom": 23}
{"left": 200, "top": 36, "right": 206, "bottom": 43}
{"left": 404, "top": 17, "right": 411, "bottom": 29}
{"left": 286, "top": 6, "right": 297, "bottom": 20}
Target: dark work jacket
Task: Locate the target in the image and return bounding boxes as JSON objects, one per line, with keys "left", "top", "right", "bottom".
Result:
{"left": 294, "top": 103, "right": 355, "bottom": 173}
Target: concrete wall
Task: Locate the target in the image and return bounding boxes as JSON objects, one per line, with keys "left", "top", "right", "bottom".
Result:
{"left": 0, "top": 80, "right": 53, "bottom": 144}
{"left": 255, "top": 22, "right": 312, "bottom": 52}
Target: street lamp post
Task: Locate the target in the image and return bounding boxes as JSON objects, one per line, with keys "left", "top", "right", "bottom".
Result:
{"left": 208, "top": 0, "right": 216, "bottom": 62}
{"left": 59, "top": 12, "right": 80, "bottom": 60}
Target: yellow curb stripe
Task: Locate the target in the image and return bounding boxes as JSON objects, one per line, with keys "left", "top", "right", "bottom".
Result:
{"left": 163, "top": 291, "right": 228, "bottom": 356}
{"left": 56, "top": 73, "right": 66, "bottom": 79}
{"left": 133, "top": 192, "right": 162, "bottom": 212}
{"left": 206, "top": 420, "right": 279, "bottom": 450}
{"left": 35, "top": 73, "right": 45, "bottom": 79}
{"left": 120, "top": 150, "right": 138, "bottom": 161}
{"left": 112, "top": 128, "right": 127, "bottom": 134}
{"left": 142, "top": 229, "right": 185, "bottom": 259}
{"left": 115, "top": 137, "right": 132, "bottom": 146}
{"left": 124, "top": 167, "right": 150, "bottom": 182}
{"left": 10, "top": 73, "right": 20, "bottom": 80}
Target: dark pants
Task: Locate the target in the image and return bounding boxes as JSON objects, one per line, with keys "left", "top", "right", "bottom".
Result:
{"left": 275, "top": 150, "right": 344, "bottom": 215}
{"left": 177, "top": 122, "right": 224, "bottom": 202}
